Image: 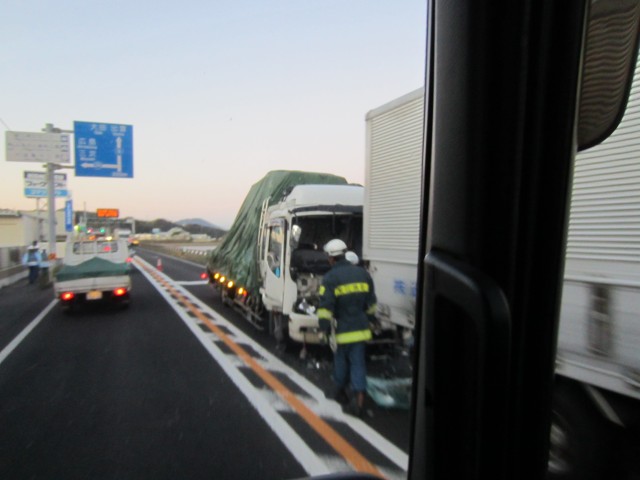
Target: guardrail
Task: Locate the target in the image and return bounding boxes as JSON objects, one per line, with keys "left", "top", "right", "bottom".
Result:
{"left": 138, "top": 242, "right": 217, "bottom": 265}
{"left": 0, "top": 245, "right": 27, "bottom": 288}
{"left": 175, "top": 246, "right": 215, "bottom": 256}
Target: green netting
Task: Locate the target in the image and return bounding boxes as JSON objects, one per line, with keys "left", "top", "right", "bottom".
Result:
{"left": 207, "top": 170, "right": 348, "bottom": 294}
{"left": 55, "top": 257, "right": 130, "bottom": 282}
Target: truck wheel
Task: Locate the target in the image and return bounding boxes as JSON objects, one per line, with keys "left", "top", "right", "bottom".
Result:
{"left": 220, "top": 288, "right": 231, "bottom": 307}
{"left": 548, "top": 382, "right": 614, "bottom": 480}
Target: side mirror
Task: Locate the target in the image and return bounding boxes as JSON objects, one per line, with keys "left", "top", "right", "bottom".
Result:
{"left": 291, "top": 224, "right": 302, "bottom": 248}
{"left": 578, "top": 0, "right": 640, "bottom": 150}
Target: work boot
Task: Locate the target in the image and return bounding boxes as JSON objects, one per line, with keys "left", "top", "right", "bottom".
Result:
{"left": 343, "top": 391, "right": 367, "bottom": 418}
{"left": 329, "top": 388, "right": 350, "bottom": 406}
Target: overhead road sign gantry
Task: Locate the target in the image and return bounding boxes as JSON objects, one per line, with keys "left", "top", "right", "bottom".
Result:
{"left": 74, "top": 121, "right": 133, "bottom": 178}
{"left": 5, "top": 131, "right": 70, "bottom": 164}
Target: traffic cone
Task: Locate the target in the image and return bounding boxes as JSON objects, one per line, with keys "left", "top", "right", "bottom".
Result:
{"left": 156, "top": 257, "right": 163, "bottom": 271}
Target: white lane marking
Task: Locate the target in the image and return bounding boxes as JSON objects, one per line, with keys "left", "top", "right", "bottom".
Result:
{"left": 135, "top": 258, "right": 331, "bottom": 477}
{"left": 176, "top": 280, "right": 208, "bottom": 286}
{"left": 138, "top": 256, "right": 409, "bottom": 473}
{"left": 0, "top": 299, "right": 57, "bottom": 367}
{"left": 177, "top": 281, "right": 409, "bottom": 470}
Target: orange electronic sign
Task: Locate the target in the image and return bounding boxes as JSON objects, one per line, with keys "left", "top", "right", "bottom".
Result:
{"left": 97, "top": 208, "right": 119, "bottom": 218}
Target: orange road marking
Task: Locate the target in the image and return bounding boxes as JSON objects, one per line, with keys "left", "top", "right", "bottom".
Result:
{"left": 139, "top": 260, "right": 384, "bottom": 478}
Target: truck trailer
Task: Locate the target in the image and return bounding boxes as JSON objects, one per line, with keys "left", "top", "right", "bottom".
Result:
{"left": 363, "top": 87, "right": 424, "bottom": 343}
{"left": 368, "top": 81, "right": 640, "bottom": 477}
{"left": 546, "top": 54, "right": 640, "bottom": 478}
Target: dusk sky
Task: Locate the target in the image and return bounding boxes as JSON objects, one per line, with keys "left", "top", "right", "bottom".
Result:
{"left": 1, "top": 1, "right": 426, "bottom": 229}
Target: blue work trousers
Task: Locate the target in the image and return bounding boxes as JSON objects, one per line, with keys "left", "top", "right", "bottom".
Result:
{"left": 28, "top": 266, "right": 40, "bottom": 284}
{"left": 333, "top": 341, "right": 367, "bottom": 393}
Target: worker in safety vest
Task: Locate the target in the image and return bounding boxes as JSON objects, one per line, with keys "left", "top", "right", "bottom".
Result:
{"left": 317, "top": 239, "right": 377, "bottom": 417}
{"left": 22, "top": 241, "right": 42, "bottom": 285}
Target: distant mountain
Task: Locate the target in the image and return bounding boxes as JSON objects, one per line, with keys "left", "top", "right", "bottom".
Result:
{"left": 176, "top": 218, "right": 220, "bottom": 229}
{"left": 71, "top": 213, "right": 227, "bottom": 239}
{"left": 137, "top": 218, "right": 227, "bottom": 238}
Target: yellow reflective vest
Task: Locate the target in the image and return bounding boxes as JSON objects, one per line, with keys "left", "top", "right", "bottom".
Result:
{"left": 317, "top": 259, "right": 377, "bottom": 344}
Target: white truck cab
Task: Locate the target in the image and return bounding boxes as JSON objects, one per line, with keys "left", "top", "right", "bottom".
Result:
{"left": 258, "top": 184, "right": 364, "bottom": 344}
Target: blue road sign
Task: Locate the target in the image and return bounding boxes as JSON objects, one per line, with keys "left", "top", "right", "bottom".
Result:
{"left": 74, "top": 121, "right": 133, "bottom": 178}
{"left": 65, "top": 200, "right": 73, "bottom": 232}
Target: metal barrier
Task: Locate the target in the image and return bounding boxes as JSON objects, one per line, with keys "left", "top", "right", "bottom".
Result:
{"left": 0, "top": 245, "right": 27, "bottom": 288}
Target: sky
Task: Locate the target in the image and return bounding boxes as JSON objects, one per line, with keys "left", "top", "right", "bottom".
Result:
{"left": 1, "top": 1, "right": 426, "bottom": 229}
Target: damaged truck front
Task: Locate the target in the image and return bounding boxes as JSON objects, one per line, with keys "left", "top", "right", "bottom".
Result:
{"left": 206, "top": 170, "right": 363, "bottom": 345}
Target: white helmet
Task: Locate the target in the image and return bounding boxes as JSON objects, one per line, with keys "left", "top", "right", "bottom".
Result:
{"left": 345, "top": 251, "right": 359, "bottom": 265}
{"left": 324, "top": 238, "right": 347, "bottom": 257}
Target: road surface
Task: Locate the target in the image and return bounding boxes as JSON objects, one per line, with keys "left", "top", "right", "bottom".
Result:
{"left": 0, "top": 248, "right": 410, "bottom": 480}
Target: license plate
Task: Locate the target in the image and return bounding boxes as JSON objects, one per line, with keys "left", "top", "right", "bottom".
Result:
{"left": 86, "top": 290, "right": 103, "bottom": 300}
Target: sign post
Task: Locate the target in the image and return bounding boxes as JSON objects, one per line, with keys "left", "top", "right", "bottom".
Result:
{"left": 5, "top": 127, "right": 71, "bottom": 255}
{"left": 5, "top": 121, "right": 134, "bottom": 256}
{"left": 42, "top": 124, "right": 73, "bottom": 256}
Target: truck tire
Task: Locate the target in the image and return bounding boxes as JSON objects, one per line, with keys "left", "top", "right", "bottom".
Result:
{"left": 548, "top": 381, "right": 614, "bottom": 480}
{"left": 220, "top": 288, "right": 232, "bottom": 307}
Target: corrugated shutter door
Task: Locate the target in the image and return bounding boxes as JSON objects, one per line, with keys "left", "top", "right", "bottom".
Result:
{"left": 368, "top": 96, "right": 424, "bottom": 251}
{"left": 568, "top": 54, "right": 640, "bottom": 262}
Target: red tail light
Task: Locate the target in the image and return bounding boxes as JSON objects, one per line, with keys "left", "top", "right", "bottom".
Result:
{"left": 113, "top": 287, "right": 128, "bottom": 297}
{"left": 61, "top": 292, "right": 75, "bottom": 301}
{"left": 200, "top": 272, "right": 208, "bottom": 280}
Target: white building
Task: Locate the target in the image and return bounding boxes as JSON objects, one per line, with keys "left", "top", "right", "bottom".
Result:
{"left": 0, "top": 208, "right": 68, "bottom": 247}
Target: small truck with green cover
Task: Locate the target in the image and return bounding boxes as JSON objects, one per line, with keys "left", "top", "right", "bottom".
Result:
{"left": 54, "top": 237, "right": 132, "bottom": 310}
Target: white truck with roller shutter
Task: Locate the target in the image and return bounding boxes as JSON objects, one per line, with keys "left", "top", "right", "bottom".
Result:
{"left": 364, "top": 87, "right": 424, "bottom": 341}
{"left": 367, "top": 79, "right": 640, "bottom": 475}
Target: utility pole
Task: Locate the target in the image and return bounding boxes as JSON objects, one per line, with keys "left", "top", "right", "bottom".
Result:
{"left": 42, "top": 123, "right": 73, "bottom": 257}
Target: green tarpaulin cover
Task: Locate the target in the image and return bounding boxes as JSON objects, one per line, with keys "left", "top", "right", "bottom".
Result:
{"left": 207, "top": 170, "right": 348, "bottom": 294}
{"left": 55, "top": 257, "right": 130, "bottom": 282}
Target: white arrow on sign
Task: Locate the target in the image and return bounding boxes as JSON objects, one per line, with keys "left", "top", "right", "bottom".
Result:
{"left": 80, "top": 162, "right": 119, "bottom": 170}
{"left": 116, "top": 136, "right": 123, "bottom": 172}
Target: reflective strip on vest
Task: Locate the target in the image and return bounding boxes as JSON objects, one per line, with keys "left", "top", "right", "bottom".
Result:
{"left": 366, "top": 304, "right": 377, "bottom": 315}
{"left": 335, "top": 329, "right": 372, "bottom": 344}
{"left": 317, "top": 308, "right": 333, "bottom": 320}
{"left": 334, "top": 282, "right": 369, "bottom": 296}
{"left": 319, "top": 285, "right": 326, "bottom": 295}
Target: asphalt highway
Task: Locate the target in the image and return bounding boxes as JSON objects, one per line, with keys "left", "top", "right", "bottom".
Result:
{"left": 0, "top": 248, "right": 411, "bottom": 480}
